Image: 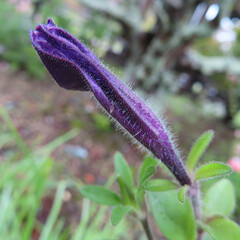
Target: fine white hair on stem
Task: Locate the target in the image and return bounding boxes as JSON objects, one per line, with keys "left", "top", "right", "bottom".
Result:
{"left": 88, "top": 77, "right": 183, "bottom": 163}
{"left": 87, "top": 57, "right": 183, "bottom": 162}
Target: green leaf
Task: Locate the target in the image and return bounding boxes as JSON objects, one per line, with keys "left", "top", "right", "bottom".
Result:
{"left": 203, "top": 179, "right": 235, "bottom": 218}
{"left": 114, "top": 152, "right": 134, "bottom": 187}
{"left": 136, "top": 187, "right": 145, "bottom": 204}
{"left": 177, "top": 185, "right": 189, "bottom": 203}
{"left": 111, "top": 205, "right": 131, "bottom": 226}
{"left": 143, "top": 179, "right": 178, "bottom": 192}
{"left": 139, "top": 156, "right": 158, "bottom": 187}
{"left": 199, "top": 216, "right": 240, "bottom": 240}
{"left": 117, "top": 177, "right": 136, "bottom": 206}
{"left": 136, "top": 156, "right": 159, "bottom": 202}
{"left": 118, "top": 177, "right": 131, "bottom": 205}
{"left": 195, "top": 162, "right": 232, "bottom": 181}
{"left": 187, "top": 130, "right": 214, "bottom": 171}
{"left": 80, "top": 185, "right": 121, "bottom": 206}
{"left": 148, "top": 191, "right": 196, "bottom": 240}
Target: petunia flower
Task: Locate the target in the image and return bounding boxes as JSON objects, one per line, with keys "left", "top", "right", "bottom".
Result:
{"left": 30, "top": 19, "right": 191, "bottom": 186}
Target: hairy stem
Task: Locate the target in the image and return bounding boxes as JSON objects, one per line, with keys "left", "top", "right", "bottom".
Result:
{"left": 190, "top": 182, "right": 201, "bottom": 219}
{"left": 189, "top": 182, "right": 203, "bottom": 239}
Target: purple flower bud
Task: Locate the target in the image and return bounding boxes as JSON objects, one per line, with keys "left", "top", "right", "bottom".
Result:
{"left": 30, "top": 19, "right": 191, "bottom": 185}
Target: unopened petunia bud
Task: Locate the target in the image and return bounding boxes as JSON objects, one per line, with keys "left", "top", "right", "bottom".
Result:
{"left": 30, "top": 19, "right": 191, "bottom": 185}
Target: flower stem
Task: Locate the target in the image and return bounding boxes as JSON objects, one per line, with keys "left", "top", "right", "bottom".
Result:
{"left": 189, "top": 182, "right": 203, "bottom": 240}
{"left": 140, "top": 216, "right": 154, "bottom": 240}
{"left": 189, "top": 182, "right": 201, "bottom": 220}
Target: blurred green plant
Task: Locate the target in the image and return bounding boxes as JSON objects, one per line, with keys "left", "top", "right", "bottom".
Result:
{"left": 80, "top": 131, "right": 240, "bottom": 240}
{"left": 77, "top": 0, "right": 240, "bottom": 124}
{"left": 230, "top": 172, "right": 240, "bottom": 216}
{"left": 0, "top": 1, "right": 44, "bottom": 78}
{"left": 0, "top": 107, "right": 127, "bottom": 239}
{"left": 92, "top": 113, "right": 112, "bottom": 132}
{"left": 0, "top": 0, "right": 72, "bottom": 78}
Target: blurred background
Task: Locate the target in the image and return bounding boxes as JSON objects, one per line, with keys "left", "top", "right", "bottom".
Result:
{"left": 0, "top": 0, "right": 240, "bottom": 239}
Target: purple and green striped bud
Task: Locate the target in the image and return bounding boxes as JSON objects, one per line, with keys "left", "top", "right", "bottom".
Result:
{"left": 30, "top": 19, "right": 191, "bottom": 186}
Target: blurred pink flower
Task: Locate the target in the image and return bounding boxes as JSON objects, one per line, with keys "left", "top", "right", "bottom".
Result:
{"left": 8, "top": 0, "right": 31, "bottom": 13}
{"left": 228, "top": 156, "right": 240, "bottom": 173}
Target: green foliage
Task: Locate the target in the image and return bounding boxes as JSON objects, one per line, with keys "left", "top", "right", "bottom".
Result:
{"left": 138, "top": 156, "right": 159, "bottom": 188}
{"left": 0, "top": 108, "right": 129, "bottom": 239}
{"left": 117, "top": 177, "right": 136, "bottom": 207}
{"left": 111, "top": 205, "right": 131, "bottom": 226}
{"left": 195, "top": 163, "right": 232, "bottom": 181}
{"left": 0, "top": 0, "right": 74, "bottom": 78}
{"left": 0, "top": 154, "right": 53, "bottom": 240}
{"left": 203, "top": 179, "right": 235, "bottom": 219}
{"left": 114, "top": 152, "right": 134, "bottom": 188}
{"left": 199, "top": 216, "right": 240, "bottom": 240}
{"left": 72, "top": 199, "right": 127, "bottom": 240}
{"left": 80, "top": 153, "right": 137, "bottom": 209}
{"left": 0, "top": 107, "right": 29, "bottom": 154}
{"left": 192, "top": 37, "right": 222, "bottom": 57}
{"left": 137, "top": 156, "right": 159, "bottom": 202}
{"left": 39, "top": 182, "right": 67, "bottom": 240}
{"left": 78, "top": 0, "right": 141, "bottom": 30}
{"left": 0, "top": 109, "right": 63, "bottom": 239}
{"left": 187, "top": 130, "right": 214, "bottom": 172}
{"left": 232, "top": 110, "right": 240, "bottom": 128}
{"left": 229, "top": 172, "right": 240, "bottom": 216}
{"left": 0, "top": 1, "right": 44, "bottom": 78}
{"left": 113, "top": 153, "right": 137, "bottom": 206}
{"left": 0, "top": 109, "right": 64, "bottom": 238}
{"left": 80, "top": 152, "right": 183, "bottom": 236}
{"left": 80, "top": 185, "right": 121, "bottom": 206}
{"left": 92, "top": 113, "right": 112, "bottom": 131}
{"left": 148, "top": 191, "right": 197, "bottom": 240}
{"left": 177, "top": 185, "right": 189, "bottom": 204}
{"left": 78, "top": 128, "right": 237, "bottom": 240}
{"left": 143, "top": 179, "right": 178, "bottom": 192}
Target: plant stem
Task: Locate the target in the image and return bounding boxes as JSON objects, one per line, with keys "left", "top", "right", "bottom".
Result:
{"left": 189, "top": 182, "right": 203, "bottom": 240}
{"left": 140, "top": 217, "right": 154, "bottom": 240}
{"left": 189, "top": 182, "right": 201, "bottom": 220}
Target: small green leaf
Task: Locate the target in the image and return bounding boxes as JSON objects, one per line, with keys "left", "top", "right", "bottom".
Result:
{"left": 177, "top": 185, "right": 189, "bottom": 203}
{"left": 117, "top": 177, "right": 136, "bottom": 206}
{"left": 195, "top": 162, "right": 232, "bottom": 181}
{"left": 199, "top": 216, "right": 240, "bottom": 240}
{"left": 137, "top": 156, "right": 159, "bottom": 203}
{"left": 118, "top": 177, "right": 131, "bottom": 205}
{"left": 143, "top": 179, "right": 178, "bottom": 192}
{"left": 80, "top": 185, "right": 121, "bottom": 206}
{"left": 148, "top": 191, "right": 196, "bottom": 240}
{"left": 203, "top": 179, "right": 235, "bottom": 218}
{"left": 111, "top": 205, "right": 131, "bottom": 226}
{"left": 139, "top": 156, "right": 158, "bottom": 187}
{"left": 136, "top": 188, "right": 145, "bottom": 204}
{"left": 187, "top": 130, "right": 214, "bottom": 171}
{"left": 114, "top": 152, "right": 134, "bottom": 187}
